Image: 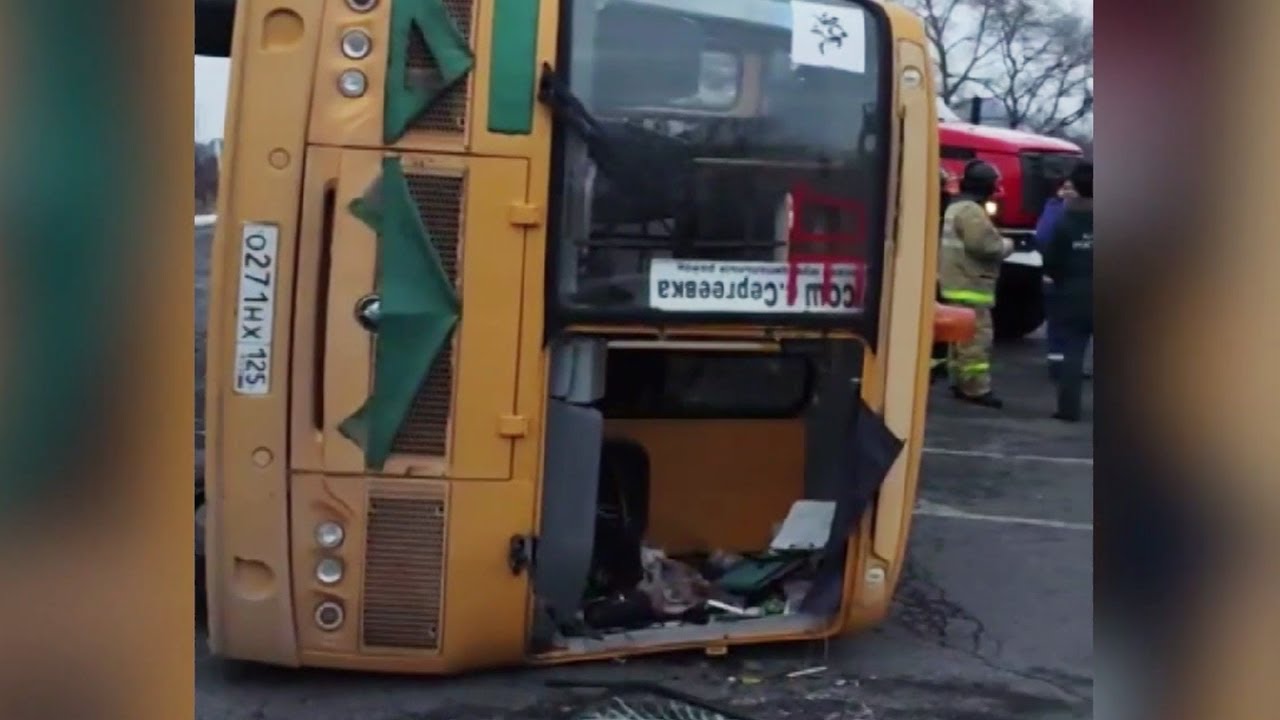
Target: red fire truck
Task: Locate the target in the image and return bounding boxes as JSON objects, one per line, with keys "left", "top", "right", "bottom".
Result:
{"left": 936, "top": 100, "right": 1083, "bottom": 339}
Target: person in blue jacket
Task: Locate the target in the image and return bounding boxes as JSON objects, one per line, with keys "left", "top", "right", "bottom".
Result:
{"left": 1033, "top": 177, "right": 1076, "bottom": 380}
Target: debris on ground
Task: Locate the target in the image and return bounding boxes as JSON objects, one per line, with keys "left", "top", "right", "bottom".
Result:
{"left": 575, "top": 500, "right": 838, "bottom": 638}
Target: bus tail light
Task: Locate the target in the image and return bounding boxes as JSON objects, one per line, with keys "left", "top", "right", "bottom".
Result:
{"left": 315, "top": 600, "right": 345, "bottom": 631}
{"left": 341, "top": 29, "right": 372, "bottom": 60}
{"left": 316, "top": 557, "right": 344, "bottom": 585}
{"left": 338, "top": 69, "right": 367, "bottom": 98}
{"left": 315, "top": 521, "right": 345, "bottom": 549}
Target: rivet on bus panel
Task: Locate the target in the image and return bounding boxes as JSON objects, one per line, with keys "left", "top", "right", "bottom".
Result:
{"left": 252, "top": 447, "right": 274, "bottom": 467}
{"left": 347, "top": 0, "right": 378, "bottom": 12}
{"left": 269, "top": 149, "right": 290, "bottom": 169}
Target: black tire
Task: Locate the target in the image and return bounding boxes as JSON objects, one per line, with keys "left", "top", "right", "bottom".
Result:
{"left": 993, "top": 264, "right": 1045, "bottom": 340}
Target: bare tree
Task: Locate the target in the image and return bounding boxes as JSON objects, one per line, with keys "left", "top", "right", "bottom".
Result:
{"left": 901, "top": 0, "right": 1002, "bottom": 106}
{"left": 975, "top": 0, "right": 1093, "bottom": 133}
{"left": 902, "top": 0, "right": 1093, "bottom": 135}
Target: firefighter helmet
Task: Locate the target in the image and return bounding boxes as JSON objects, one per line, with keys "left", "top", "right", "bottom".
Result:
{"left": 959, "top": 159, "right": 1000, "bottom": 199}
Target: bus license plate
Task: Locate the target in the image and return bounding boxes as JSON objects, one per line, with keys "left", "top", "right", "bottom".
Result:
{"left": 233, "top": 222, "right": 279, "bottom": 395}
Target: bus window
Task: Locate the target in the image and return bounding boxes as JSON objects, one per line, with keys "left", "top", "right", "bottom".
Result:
{"left": 548, "top": 0, "right": 890, "bottom": 332}
{"left": 601, "top": 350, "right": 815, "bottom": 419}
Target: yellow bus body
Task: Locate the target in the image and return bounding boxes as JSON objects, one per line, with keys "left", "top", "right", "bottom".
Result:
{"left": 204, "top": 0, "right": 943, "bottom": 674}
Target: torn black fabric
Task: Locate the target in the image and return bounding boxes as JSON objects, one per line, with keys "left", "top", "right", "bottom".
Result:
{"left": 801, "top": 397, "right": 905, "bottom": 614}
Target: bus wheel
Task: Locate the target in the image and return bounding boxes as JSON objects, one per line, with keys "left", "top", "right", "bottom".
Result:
{"left": 994, "top": 265, "right": 1045, "bottom": 340}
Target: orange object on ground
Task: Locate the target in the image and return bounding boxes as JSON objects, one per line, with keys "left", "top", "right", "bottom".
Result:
{"left": 933, "top": 303, "right": 977, "bottom": 343}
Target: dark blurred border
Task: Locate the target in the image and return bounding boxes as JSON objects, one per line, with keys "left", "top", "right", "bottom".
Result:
{"left": 1098, "top": 0, "right": 1280, "bottom": 718}
{"left": 0, "top": 1, "right": 195, "bottom": 718}
{"left": 1096, "top": 0, "right": 1207, "bottom": 714}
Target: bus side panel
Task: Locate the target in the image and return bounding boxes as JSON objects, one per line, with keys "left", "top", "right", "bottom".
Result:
{"left": 205, "top": 0, "right": 326, "bottom": 665}
{"left": 870, "top": 36, "right": 936, "bottom": 568}
{"left": 841, "top": 31, "right": 939, "bottom": 631}
{"left": 291, "top": 474, "right": 536, "bottom": 673}
{"left": 306, "top": 0, "right": 477, "bottom": 154}
{"left": 306, "top": 0, "right": 563, "bottom": 161}
{"left": 289, "top": 473, "right": 368, "bottom": 656}
{"left": 289, "top": 146, "right": 342, "bottom": 472}
{"left": 467, "top": 0, "right": 561, "bottom": 158}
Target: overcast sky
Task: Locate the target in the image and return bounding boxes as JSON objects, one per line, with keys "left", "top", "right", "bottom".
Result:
{"left": 193, "top": 0, "right": 1092, "bottom": 141}
{"left": 195, "top": 56, "right": 228, "bottom": 141}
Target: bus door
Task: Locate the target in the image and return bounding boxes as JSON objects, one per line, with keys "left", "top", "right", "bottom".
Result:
{"left": 286, "top": 146, "right": 537, "bottom": 665}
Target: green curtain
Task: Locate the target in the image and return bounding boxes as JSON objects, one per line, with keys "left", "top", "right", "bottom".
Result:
{"left": 339, "top": 156, "right": 460, "bottom": 469}
{"left": 384, "top": 0, "right": 475, "bottom": 143}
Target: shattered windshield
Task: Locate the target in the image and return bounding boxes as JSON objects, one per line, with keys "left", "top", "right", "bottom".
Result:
{"left": 549, "top": 0, "right": 890, "bottom": 325}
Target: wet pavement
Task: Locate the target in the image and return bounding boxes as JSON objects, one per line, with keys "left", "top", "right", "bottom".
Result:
{"left": 196, "top": 227, "right": 1093, "bottom": 719}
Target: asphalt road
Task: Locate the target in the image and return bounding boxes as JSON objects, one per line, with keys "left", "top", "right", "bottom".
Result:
{"left": 195, "top": 226, "right": 1093, "bottom": 719}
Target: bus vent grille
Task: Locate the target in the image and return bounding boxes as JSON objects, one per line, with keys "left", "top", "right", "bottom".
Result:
{"left": 405, "top": 173, "right": 462, "bottom": 284}
{"left": 391, "top": 172, "right": 464, "bottom": 459}
{"left": 406, "top": 0, "right": 474, "bottom": 135}
{"left": 361, "top": 483, "right": 448, "bottom": 651}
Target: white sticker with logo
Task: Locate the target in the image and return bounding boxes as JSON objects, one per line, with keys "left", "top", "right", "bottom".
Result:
{"left": 233, "top": 222, "right": 279, "bottom": 396}
{"left": 790, "top": 0, "right": 866, "bottom": 74}
{"left": 649, "top": 258, "right": 863, "bottom": 314}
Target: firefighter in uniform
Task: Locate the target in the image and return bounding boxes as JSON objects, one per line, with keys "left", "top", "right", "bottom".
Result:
{"left": 939, "top": 160, "right": 1014, "bottom": 407}
{"left": 930, "top": 169, "right": 955, "bottom": 383}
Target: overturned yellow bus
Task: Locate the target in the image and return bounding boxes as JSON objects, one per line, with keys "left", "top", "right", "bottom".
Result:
{"left": 201, "top": 0, "right": 967, "bottom": 673}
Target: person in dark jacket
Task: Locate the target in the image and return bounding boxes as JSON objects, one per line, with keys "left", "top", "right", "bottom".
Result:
{"left": 1033, "top": 178, "right": 1076, "bottom": 379}
{"left": 1042, "top": 161, "right": 1093, "bottom": 422}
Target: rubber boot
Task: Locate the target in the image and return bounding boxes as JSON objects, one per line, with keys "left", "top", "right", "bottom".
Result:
{"left": 951, "top": 386, "right": 1004, "bottom": 409}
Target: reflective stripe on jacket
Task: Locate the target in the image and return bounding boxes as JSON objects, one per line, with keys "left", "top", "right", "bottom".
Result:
{"left": 938, "top": 198, "right": 1005, "bottom": 307}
